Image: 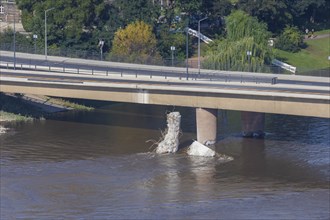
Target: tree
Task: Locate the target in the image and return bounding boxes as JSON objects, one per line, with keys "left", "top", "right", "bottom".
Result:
{"left": 225, "top": 10, "right": 270, "bottom": 44}
{"left": 208, "top": 0, "right": 233, "bottom": 18}
{"left": 275, "top": 26, "right": 304, "bottom": 52}
{"left": 175, "top": 0, "right": 203, "bottom": 14}
{"left": 156, "top": 24, "right": 191, "bottom": 64}
{"left": 110, "top": 21, "right": 161, "bottom": 64}
{"left": 16, "top": 0, "right": 110, "bottom": 51}
{"left": 203, "top": 10, "right": 274, "bottom": 72}
{"left": 288, "top": 0, "right": 330, "bottom": 29}
{"left": 203, "top": 0, "right": 233, "bottom": 36}
{"left": 237, "top": 0, "right": 292, "bottom": 33}
{"left": 111, "top": 0, "right": 160, "bottom": 28}
{"left": 0, "top": 28, "right": 32, "bottom": 48}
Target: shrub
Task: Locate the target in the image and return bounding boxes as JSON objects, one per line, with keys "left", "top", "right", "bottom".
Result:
{"left": 275, "top": 26, "right": 304, "bottom": 52}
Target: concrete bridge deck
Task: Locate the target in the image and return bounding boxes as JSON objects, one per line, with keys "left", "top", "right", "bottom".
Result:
{"left": 1, "top": 51, "right": 329, "bottom": 118}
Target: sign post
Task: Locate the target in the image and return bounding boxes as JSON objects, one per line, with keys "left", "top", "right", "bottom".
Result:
{"left": 33, "top": 34, "right": 38, "bottom": 54}
{"left": 98, "top": 39, "right": 105, "bottom": 61}
{"left": 171, "top": 46, "right": 175, "bottom": 66}
{"left": 247, "top": 51, "right": 252, "bottom": 72}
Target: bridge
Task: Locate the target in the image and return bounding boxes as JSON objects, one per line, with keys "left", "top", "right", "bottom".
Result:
{"left": 1, "top": 51, "right": 329, "bottom": 146}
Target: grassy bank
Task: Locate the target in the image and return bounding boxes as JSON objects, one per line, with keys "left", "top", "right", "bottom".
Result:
{"left": 36, "top": 96, "right": 94, "bottom": 111}
{"left": 275, "top": 30, "right": 329, "bottom": 74}
{"left": 0, "top": 110, "right": 34, "bottom": 122}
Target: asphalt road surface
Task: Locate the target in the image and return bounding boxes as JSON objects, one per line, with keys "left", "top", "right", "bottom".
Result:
{"left": 1, "top": 52, "right": 329, "bottom": 88}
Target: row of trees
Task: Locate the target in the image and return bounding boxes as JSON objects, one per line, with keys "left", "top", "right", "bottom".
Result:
{"left": 2, "top": 0, "right": 328, "bottom": 71}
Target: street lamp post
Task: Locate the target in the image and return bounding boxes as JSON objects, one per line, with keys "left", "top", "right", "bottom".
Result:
{"left": 13, "top": 13, "right": 16, "bottom": 70}
{"left": 185, "top": 29, "right": 189, "bottom": 79}
{"left": 198, "top": 17, "right": 207, "bottom": 75}
{"left": 45, "top": 7, "right": 55, "bottom": 60}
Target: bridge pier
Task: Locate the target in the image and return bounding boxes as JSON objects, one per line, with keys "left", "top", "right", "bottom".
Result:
{"left": 241, "top": 111, "right": 265, "bottom": 138}
{"left": 187, "top": 108, "right": 218, "bottom": 157}
{"left": 196, "top": 108, "right": 218, "bottom": 146}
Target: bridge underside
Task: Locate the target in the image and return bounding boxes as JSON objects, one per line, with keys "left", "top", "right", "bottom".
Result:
{"left": 1, "top": 81, "right": 329, "bottom": 118}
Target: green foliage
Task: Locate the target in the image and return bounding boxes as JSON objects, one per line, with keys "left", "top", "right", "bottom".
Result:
{"left": 204, "top": 10, "right": 274, "bottom": 72}
{"left": 225, "top": 10, "right": 270, "bottom": 44}
{"left": 175, "top": 0, "right": 202, "bottom": 14}
{"left": 0, "top": 28, "right": 32, "bottom": 46}
{"left": 210, "top": 0, "right": 233, "bottom": 18}
{"left": 112, "top": 0, "right": 160, "bottom": 27}
{"left": 12, "top": 0, "right": 329, "bottom": 61}
{"left": 275, "top": 26, "right": 304, "bottom": 52}
{"left": 204, "top": 37, "right": 273, "bottom": 72}
{"left": 289, "top": 0, "right": 329, "bottom": 28}
{"left": 202, "top": 0, "right": 233, "bottom": 36}
{"left": 237, "top": 0, "right": 292, "bottom": 33}
{"left": 237, "top": 0, "right": 330, "bottom": 33}
{"left": 16, "top": 0, "right": 110, "bottom": 51}
{"left": 157, "top": 26, "right": 188, "bottom": 61}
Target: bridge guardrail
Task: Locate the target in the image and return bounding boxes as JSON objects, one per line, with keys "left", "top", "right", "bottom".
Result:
{"left": 1, "top": 43, "right": 286, "bottom": 73}
{"left": 0, "top": 61, "right": 278, "bottom": 85}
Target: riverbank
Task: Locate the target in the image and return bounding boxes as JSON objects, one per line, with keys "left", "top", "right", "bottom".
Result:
{"left": 0, "top": 93, "right": 94, "bottom": 134}
{"left": 0, "top": 110, "right": 34, "bottom": 122}
{"left": 0, "top": 111, "right": 30, "bottom": 134}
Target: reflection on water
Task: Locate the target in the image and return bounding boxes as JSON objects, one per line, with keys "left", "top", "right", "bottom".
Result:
{"left": 240, "top": 138, "right": 266, "bottom": 176}
{"left": 1, "top": 103, "right": 329, "bottom": 219}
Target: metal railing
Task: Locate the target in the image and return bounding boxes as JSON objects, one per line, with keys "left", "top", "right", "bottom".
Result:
{"left": 0, "top": 42, "right": 286, "bottom": 74}
{"left": 0, "top": 60, "right": 278, "bottom": 85}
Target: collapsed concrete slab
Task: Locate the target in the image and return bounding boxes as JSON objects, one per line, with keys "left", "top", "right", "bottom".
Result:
{"left": 187, "top": 140, "right": 216, "bottom": 157}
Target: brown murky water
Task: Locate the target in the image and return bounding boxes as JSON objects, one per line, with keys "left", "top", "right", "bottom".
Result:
{"left": 1, "top": 104, "right": 329, "bottom": 219}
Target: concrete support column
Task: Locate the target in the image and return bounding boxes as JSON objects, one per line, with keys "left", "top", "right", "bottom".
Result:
{"left": 196, "top": 108, "right": 218, "bottom": 146}
{"left": 241, "top": 111, "right": 265, "bottom": 138}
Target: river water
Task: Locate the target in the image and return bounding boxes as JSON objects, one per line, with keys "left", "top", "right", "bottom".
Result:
{"left": 1, "top": 104, "right": 329, "bottom": 219}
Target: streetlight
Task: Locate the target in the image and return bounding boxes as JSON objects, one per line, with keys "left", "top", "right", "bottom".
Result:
{"left": 5, "top": 12, "right": 16, "bottom": 69}
{"left": 45, "top": 7, "right": 55, "bottom": 60}
{"left": 185, "top": 29, "right": 189, "bottom": 80}
{"left": 198, "top": 17, "right": 207, "bottom": 75}
{"left": 13, "top": 13, "right": 16, "bottom": 70}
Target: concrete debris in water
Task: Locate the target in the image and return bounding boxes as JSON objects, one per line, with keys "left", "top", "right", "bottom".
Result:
{"left": 187, "top": 141, "right": 234, "bottom": 162}
{"left": 187, "top": 141, "right": 216, "bottom": 157}
{"left": 0, "top": 126, "right": 8, "bottom": 134}
{"left": 156, "top": 112, "right": 181, "bottom": 154}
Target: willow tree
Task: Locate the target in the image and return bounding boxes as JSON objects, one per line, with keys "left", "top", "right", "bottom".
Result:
{"left": 110, "top": 21, "right": 161, "bottom": 64}
{"left": 204, "top": 10, "right": 274, "bottom": 72}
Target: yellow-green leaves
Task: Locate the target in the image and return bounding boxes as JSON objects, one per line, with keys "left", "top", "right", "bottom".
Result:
{"left": 111, "top": 21, "right": 161, "bottom": 63}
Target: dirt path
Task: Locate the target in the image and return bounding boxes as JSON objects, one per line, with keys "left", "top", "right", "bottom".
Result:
{"left": 304, "top": 33, "right": 330, "bottom": 41}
